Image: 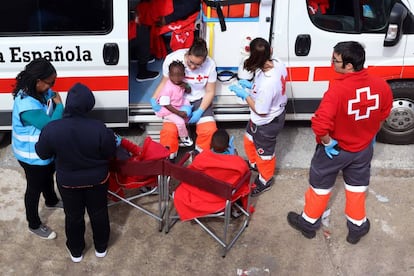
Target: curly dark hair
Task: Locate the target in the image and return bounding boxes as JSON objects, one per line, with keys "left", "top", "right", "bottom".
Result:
{"left": 169, "top": 60, "right": 185, "bottom": 74}
{"left": 12, "top": 58, "right": 56, "bottom": 103}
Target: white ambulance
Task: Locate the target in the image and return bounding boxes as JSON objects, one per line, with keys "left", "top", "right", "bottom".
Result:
{"left": 0, "top": 0, "right": 413, "bottom": 145}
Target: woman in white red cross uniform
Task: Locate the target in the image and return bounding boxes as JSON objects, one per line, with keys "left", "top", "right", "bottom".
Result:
{"left": 287, "top": 41, "right": 393, "bottom": 244}
{"left": 229, "top": 37, "right": 288, "bottom": 197}
{"left": 151, "top": 37, "right": 217, "bottom": 159}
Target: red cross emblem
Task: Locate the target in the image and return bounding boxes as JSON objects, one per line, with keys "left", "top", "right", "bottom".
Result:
{"left": 348, "top": 87, "right": 379, "bottom": 120}
{"left": 196, "top": 74, "right": 203, "bottom": 82}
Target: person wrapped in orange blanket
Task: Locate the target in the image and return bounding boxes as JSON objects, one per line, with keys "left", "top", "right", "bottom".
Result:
{"left": 173, "top": 129, "right": 253, "bottom": 220}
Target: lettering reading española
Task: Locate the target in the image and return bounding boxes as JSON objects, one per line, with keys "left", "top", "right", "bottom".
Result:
{"left": 9, "top": 46, "right": 93, "bottom": 63}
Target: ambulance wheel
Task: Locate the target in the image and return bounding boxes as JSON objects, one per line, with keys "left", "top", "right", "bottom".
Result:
{"left": 377, "top": 81, "right": 414, "bottom": 145}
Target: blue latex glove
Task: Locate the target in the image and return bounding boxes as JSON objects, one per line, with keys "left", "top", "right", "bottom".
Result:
{"left": 114, "top": 133, "right": 122, "bottom": 147}
{"left": 323, "top": 138, "right": 339, "bottom": 159}
{"left": 150, "top": 98, "right": 161, "bottom": 112}
{"left": 229, "top": 85, "right": 249, "bottom": 100}
{"left": 188, "top": 108, "right": 204, "bottom": 124}
{"left": 180, "top": 105, "right": 192, "bottom": 117}
{"left": 238, "top": 79, "right": 253, "bottom": 89}
{"left": 371, "top": 136, "right": 376, "bottom": 148}
{"left": 227, "top": 136, "right": 235, "bottom": 155}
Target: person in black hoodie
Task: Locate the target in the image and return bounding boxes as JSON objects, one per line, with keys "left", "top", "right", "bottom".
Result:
{"left": 35, "top": 83, "right": 117, "bottom": 263}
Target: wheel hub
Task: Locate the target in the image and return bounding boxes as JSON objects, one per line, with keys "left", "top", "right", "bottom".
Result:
{"left": 386, "top": 99, "right": 414, "bottom": 131}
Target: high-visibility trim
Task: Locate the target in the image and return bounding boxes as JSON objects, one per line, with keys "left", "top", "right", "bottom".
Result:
{"left": 311, "top": 185, "right": 332, "bottom": 195}
{"left": 303, "top": 187, "right": 331, "bottom": 220}
{"left": 13, "top": 132, "right": 39, "bottom": 142}
{"left": 302, "top": 211, "right": 319, "bottom": 224}
{"left": 346, "top": 215, "right": 366, "bottom": 226}
{"left": 197, "top": 116, "right": 215, "bottom": 124}
{"left": 0, "top": 76, "right": 128, "bottom": 93}
{"left": 344, "top": 183, "right": 368, "bottom": 193}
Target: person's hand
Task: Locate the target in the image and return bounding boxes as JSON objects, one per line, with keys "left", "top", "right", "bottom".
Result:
{"left": 150, "top": 98, "right": 161, "bottom": 112}
{"left": 238, "top": 79, "right": 253, "bottom": 89}
{"left": 180, "top": 105, "right": 192, "bottom": 117}
{"left": 188, "top": 108, "right": 204, "bottom": 124}
{"left": 227, "top": 136, "right": 235, "bottom": 155}
{"left": 323, "top": 138, "right": 339, "bottom": 159}
{"left": 114, "top": 133, "right": 122, "bottom": 147}
{"left": 52, "top": 91, "right": 62, "bottom": 104}
{"left": 371, "top": 136, "right": 376, "bottom": 147}
{"left": 229, "top": 85, "right": 249, "bottom": 100}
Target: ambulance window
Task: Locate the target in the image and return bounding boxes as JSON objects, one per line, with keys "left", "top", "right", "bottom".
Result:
{"left": 307, "top": 0, "right": 396, "bottom": 33}
{"left": 0, "top": 0, "right": 112, "bottom": 35}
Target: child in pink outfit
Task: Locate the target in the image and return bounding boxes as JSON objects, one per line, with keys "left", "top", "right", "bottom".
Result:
{"left": 155, "top": 60, "right": 193, "bottom": 147}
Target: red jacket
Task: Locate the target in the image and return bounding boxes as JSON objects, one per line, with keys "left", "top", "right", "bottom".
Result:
{"left": 311, "top": 69, "right": 393, "bottom": 152}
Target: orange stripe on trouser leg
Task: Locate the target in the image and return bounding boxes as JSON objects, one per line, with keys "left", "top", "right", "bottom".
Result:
{"left": 303, "top": 187, "right": 331, "bottom": 220}
{"left": 160, "top": 122, "right": 178, "bottom": 154}
{"left": 195, "top": 121, "right": 217, "bottom": 151}
{"left": 345, "top": 190, "right": 366, "bottom": 221}
{"left": 256, "top": 156, "right": 275, "bottom": 182}
{"left": 243, "top": 135, "right": 257, "bottom": 165}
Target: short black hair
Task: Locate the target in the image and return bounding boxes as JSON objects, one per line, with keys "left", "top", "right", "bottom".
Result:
{"left": 211, "top": 129, "right": 230, "bottom": 153}
{"left": 333, "top": 41, "right": 365, "bottom": 71}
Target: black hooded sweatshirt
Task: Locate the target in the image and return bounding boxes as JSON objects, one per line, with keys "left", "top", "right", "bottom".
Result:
{"left": 35, "top": 83, "right": 116, "bottom": 187}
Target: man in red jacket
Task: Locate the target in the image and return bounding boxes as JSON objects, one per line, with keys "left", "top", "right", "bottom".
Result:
{"left": 287, "top": 41, "right": 393, "bottom": 244}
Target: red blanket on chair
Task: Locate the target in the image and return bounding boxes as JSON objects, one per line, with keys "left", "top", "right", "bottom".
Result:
{"left": 174, "top": 150, "right": 251, "bottom": 221}
{"left": 108, "top": 137, "right": 169, "bottom": 201}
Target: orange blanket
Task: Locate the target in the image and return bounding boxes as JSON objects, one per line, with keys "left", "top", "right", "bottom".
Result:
{"left": 174, "top": 150, "right": 252, "bottom": 221}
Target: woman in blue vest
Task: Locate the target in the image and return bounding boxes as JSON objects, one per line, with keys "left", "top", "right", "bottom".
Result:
{"left": 12, "top": 58, "right": 64, "bottom": 240}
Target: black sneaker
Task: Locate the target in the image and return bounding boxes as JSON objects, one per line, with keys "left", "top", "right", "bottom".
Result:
{"left": 251, "top": 177, "right": 274, "bottom": 197}
{"left": 346, "top": 219, "right": 370, "bottom": 244}
{"left": 136, "top": 70, "right": 160, "bottom": 82}
{"left": 287, "top": 211, "right": 316, "bottom": 239}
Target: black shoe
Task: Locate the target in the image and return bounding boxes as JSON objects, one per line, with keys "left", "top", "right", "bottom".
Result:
{"left": 136, "top": 70, "right": 160, "bottom": 82}
{"left": 251, "top": 177, "right": 273, "bottom": 197}
{"left": 346, "top": 219, "right": 370, "bottom": 244}
{"left": 287, "top": 211, "right": 316, "bottom": 239}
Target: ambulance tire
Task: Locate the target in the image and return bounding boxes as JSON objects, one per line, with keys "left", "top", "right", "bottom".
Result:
{"left": 377, "top": 81, "right": 414, "bottom": 145}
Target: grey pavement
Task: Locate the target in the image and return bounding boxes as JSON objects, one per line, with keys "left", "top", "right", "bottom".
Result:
{"left": 0, "top": 122, "right": 413, "bottom": 275}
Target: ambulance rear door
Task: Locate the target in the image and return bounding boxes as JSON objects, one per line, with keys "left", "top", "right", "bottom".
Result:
{"left": 0, "top": 0, "right": 129, "bottom": 131}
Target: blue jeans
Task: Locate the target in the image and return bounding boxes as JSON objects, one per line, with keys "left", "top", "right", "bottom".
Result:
{"left": 58, "top": 183, "right": 110, "bottom": 256}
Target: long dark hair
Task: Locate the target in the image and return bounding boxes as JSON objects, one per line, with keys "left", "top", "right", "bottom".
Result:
{"left": 244, "top": 37, "right": 271, "bottom": 72}
{"left": 188, "top": 37, "right": 208, "bottom": 59}
{"left": 12, "top": 58, "right": 56, "bottom": 102}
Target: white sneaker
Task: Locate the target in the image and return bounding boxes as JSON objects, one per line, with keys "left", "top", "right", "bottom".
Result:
{"left": 179, "top": 136, "right": 193, "bottom": 147}
{"left": 95, "top": 249, "right": 107, "bottom": 258}
{"left": 66, "top": 246, "right": 83, "bottom": 263}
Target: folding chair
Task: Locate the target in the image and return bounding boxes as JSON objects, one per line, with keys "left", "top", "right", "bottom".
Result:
{"left": 108, "top": 137, "right": 169, "bottom": 231}
{"left": 164, "top": 150, "right": 253, "bottom": 257}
